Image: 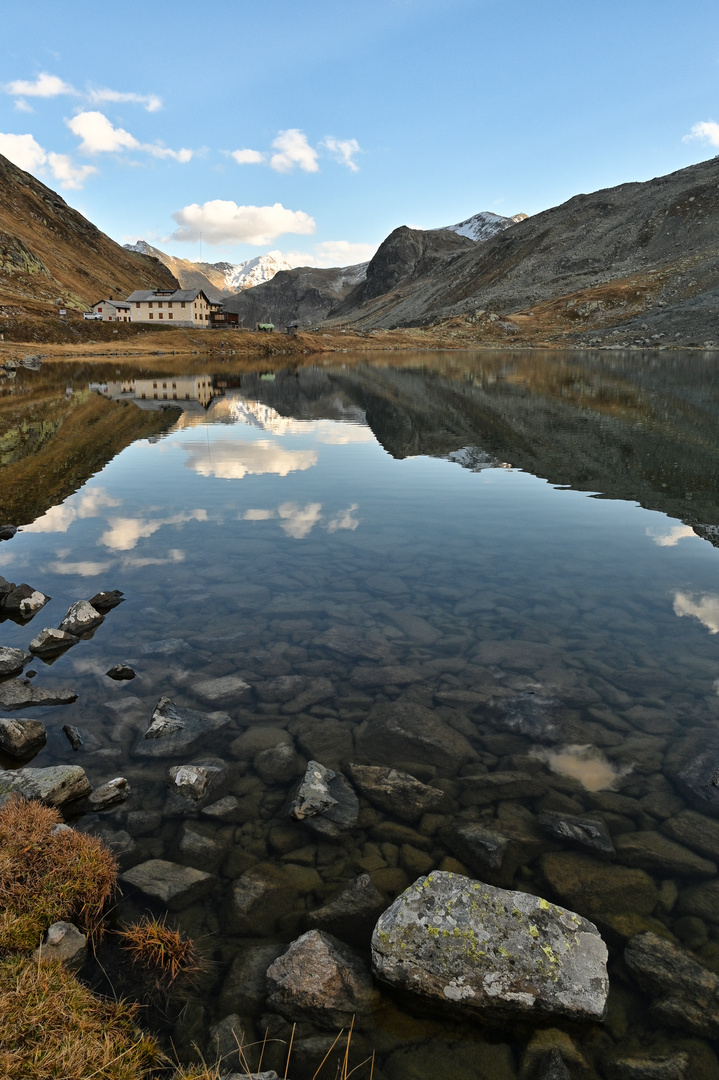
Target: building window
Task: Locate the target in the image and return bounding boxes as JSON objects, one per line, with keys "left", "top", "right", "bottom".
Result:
{"left": 162, "top": 382, "right": 167, "bottom": 389}
{"left": 136, "top": 302, "right": 140, "bottom": 309}
{"left": 185, "top": 393, "right": 190, "bottom": 400}
{"left": 153, "top": 381, "right": 157, "bottom": 388}
{"left": 149, "top": 302, "right": 153, "bottom": 308}
{"left": 153, "top": 393, "right": 158, "bottom": 399}
{"left": 98, "top": 307, "right": 102, "bottom": 313}
{"left": 169, "top": 313, "right": 173, "bottom": 319}
{"left": 149, "top": 313, "right": 154, "bottom": 319}
{"left": 141, "top": 393, "right": 146, "bottom": 399}
{"left": 172, "top": 393, "right": 177, "bottom": 400}
{"left": 159, "top": 313, "right": 163, "bottom": 319}
{"left": 181, "top": 302, "right": 186, "bottom": 308}
{"left": 163, "top": 393, "right": 167, "bottom": 399}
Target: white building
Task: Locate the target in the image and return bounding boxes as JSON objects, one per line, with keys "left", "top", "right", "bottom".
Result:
{"left": 125, "top": 288, "right": 218, "bottom": 327}
{"left": 91, "top": 298, "right": 131, "bottom": 322}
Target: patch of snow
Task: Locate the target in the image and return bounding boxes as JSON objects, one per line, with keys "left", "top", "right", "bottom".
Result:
{"left": 443, "top": 211, "right": 527, "bottom": 243}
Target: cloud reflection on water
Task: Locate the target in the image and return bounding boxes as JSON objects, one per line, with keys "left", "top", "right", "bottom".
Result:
{"left": 531, "top": 743, "right": 629, "bottom": 792}
{"left": 674, "top": 590, "right": 719, "bottom": 634}
{"left": 184, "top": 438, "right": 317, "bottom": 480}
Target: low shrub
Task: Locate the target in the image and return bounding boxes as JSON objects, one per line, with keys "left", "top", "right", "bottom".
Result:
{"left": 117, "top": 915, "right": 206, "bottom": 991}
{"left": 0, "top": 795, "right": 117, "bottom": 952}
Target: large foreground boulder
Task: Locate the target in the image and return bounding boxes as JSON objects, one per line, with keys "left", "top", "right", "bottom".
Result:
{"left": 371, "top": 871, "right": 608, "bottom": 1022}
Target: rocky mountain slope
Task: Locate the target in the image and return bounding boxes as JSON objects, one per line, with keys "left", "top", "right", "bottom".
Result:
{"left": 124, "top": 241, "right": 291, "bottom": 300}
{"left": 328, "top": 157, "right": 719, "bottom": 346}
{"left": 220, "top": 262, "right": 368, "bottom": 327}
{"left": 445, "top": 210, "right": 527, "bottom": 242}
{"left": 0, "top": 153, "right": 177, "bottom": 316}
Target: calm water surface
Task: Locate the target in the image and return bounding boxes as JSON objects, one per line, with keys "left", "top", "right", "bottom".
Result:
{"left": 2, "top": 350, "right": 719, "bottom": 1078}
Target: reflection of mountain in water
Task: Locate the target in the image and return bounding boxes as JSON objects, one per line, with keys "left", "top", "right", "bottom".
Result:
{"left": 229, "top": 355, "right": 719, "bottom": 541}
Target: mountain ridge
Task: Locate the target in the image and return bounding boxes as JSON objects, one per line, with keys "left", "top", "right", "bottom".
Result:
{"left": 123, "top": 240, "right": 292, "bottom": 300}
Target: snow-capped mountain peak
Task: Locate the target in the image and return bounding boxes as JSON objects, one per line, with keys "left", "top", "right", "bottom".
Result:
{"left": 444, "top": 210, "right": 527, "bottom": 243}
{"left": 223, "top": 253, "right": 292, "bottom": 291}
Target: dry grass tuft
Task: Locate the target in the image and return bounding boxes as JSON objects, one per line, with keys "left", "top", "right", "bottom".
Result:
{"left": 0, "top": 795, "right": 117, "bottom": 953}
{"left": 0, "top": 954, "right": 161, "bottom": 1080}
{"left": 118, "top": 916, "right": 206, "bottom": 989}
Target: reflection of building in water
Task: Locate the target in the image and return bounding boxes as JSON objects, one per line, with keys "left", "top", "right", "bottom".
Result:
{"left": 89, "top": 376, "right": 217, "bottom": 407}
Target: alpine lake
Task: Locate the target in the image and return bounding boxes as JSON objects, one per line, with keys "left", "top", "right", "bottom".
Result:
{"left": 2, "top": 347, "right": 719, "bottom": 1080}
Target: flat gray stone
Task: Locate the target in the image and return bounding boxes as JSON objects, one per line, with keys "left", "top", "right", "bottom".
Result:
{"left": 86, "top": 777, "right": 130, "bottom": 810}
{"left": 3, "top": 585, "right": 50, "bottom": 619}
{"left": 33, "top": 921, "right": 87, "bottom": 973}
{"left": 290, "top": 761, "right": 358, "bottom": 840}
{"left": 0, "top": 681, "right": 77, "bottom": 710}
{"left": 88, "top": 590, "right": 124, "bottom": 611}
{"left": 193, "top": 674, "right": 252, "bottom": 707}
{"left": 120, "top": 858, "right": 213, "bottom": 909}
{"left": 106, "top": 664, "right": 135, "bottom": 681}
{"left": 0, "top": 764, "right": 91, "bottom": 809}
{"left": 134, "top": 696, "right": 231, "bottom": 757}
{"left": 0, "top": 717, "right": 46, "bottom": 758}
{"left": 29, "top": 628, "right": 78, "bottom": 657}
{"left": 58, "top": 600, "right": 104, "bottom": 636}
{"left": 0, "top": 646, "right": 30, "bottom": 677}
{"left": 371, "top": 871, "right": 609, "bottom": 1022}
{"left": 168, "top": 762, "right": 224, "bottom": 801}
{"left": 307, "top": 873, "right": 386, "bottom": 947}
{"left": 625, "top": 931, "right": 719, "bottom": 1038}
{"left": 538, "top": 812, "right": 615, "bottom": 858}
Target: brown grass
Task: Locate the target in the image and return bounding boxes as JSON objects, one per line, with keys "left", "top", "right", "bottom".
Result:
{"left": 117, "top": 916, "right": 206, "bottom": 988}
{"left": 0, "top": 795, "right": 117, "bottom": 953}
{"left": 0, "top": 955, "right": 161, "bottom": 1080}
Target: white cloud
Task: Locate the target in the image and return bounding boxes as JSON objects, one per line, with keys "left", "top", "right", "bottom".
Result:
{"left": 684, "top": 120, "right": 719, "bottom": 147}
{"left": 24, "top": 488, "right": 121, "bottom": 533}
{"left": 674, "top": 590, "right": 719, "bottom": 634}
{"left": 243, "top": 509, "right": 277, "bottom": 520}
{"left": 278, "top": 501, "right": 323, "bottom": 539}
{"left": 67, "top": 110, "right": 192, "bottom": 162}
{"left": 87, "top": 88, "right": 162, "bottom": 112}
{"left": 100, "top": 510, "right": 207, "bottom": 551}
{"left": 322, "top": 136, "right": 361, "bottom": 172}
{"left": 184, "top": 438, "right": 317, "bottom": 479}
{"left": 314, "top": 240, "right": 377, "bottom": 266}
{"left": 14, "top": 99, "right": 33, "bottom": 113}
{"left": 231, "top": 148, "right": 266, "bottom": 165}
{"left": 326, "top": 504, "right": 360, "bottom": 533}
{"left": 5, "top": 72, "right": 75, "bottom": 98}
{"left": 68, "top": 110, "right": 138, "bottom": 154}
{"left": 171, "top": 200, "right": 315, "bottom": 245}
{"left": 0, "top": 132, "right": 48, "bottom": 173}
{"left": 646, "top": 523, "right": 698, "bottom": 547}
{"left": 270, "top": 128, "right": 319, "bottom": 173}
{"left": 47, "top": 152, "right": 97, "bottom": 190}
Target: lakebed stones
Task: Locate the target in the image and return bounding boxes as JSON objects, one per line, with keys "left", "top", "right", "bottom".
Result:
{"left": 541, "top": 852, "right": 658, "bottom": 917}
{"left": 193, "top": 674, "right": 252, "bottom": 708}
{"left": 538, "top": 811, "right": 615, "bottom": 858}
{"left": 58, "top": 600, "right": 104, "bottom": 637}
{"left": 0, "top": 764, "right": 91, "bottom": 809}
{"left": 29, "top": 628, "right": 78, "bottom": 657}
{"left": 120, "top": 858, "right": 214, "bottom": 910}
{"left": 673, "top": 745, "right": 719, "bottom": 818}
{"left": 0, "top": 646, "right": 30, "bottom": 677}
{"left": 33, "top": 921, "right": 87, "bottom": 973}
{"left": 662, "top": 808, "right": 719, "bottom": 862}
{"left": 345, "top": 763, "right": 451, "bottom": 823}
{"left": 134, "top": 696, "right": 231, "bottom": 758}
{"left": 0, "top": 717, "right": 46, "bottom": 758}
{"left": 254, "top": 742, "right": 302, "bottom": 785}
{"left": 228, "top": 865, "right": 294, "bottom": 936}
{"left": 459, "top": 771, "right": 548, "bottom": 806}
{"left": 266, "top": 929, "right": 374, "bottom": 1028}
{"left": 371, "top": 871, "right": 609, "bottom": 1022}
{"left": 166, "top": 760, "right": 230, "bottom": 813}
{"left": 614, "top": 830, "right": 716, "bottom": 878}
{"left": 290, "top": 760, "right": 359, "bottom": 839}
{"left": 624, "top": 931, "right": 719, "bottom": 1038}
{"left": 356, "top": 701, "right": 475, "bottom": 772}
{"left": 0, "top": 681, "right": 77, "bottom": 710}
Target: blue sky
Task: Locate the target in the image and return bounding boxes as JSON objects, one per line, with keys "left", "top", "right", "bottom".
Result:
{"left": 1, "top": 0, "right": 718, "bottom": 269}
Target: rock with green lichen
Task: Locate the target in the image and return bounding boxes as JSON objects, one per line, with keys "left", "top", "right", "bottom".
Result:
{"left": 371, "top": 870, "right": 608, "bottom": 1021}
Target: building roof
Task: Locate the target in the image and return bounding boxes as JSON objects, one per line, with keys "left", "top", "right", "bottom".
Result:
{"left": 92, "top": 298, "right": 130, "bottom": 309}
{"left": 125, "top": 288, "right": 217, "bottom": 304}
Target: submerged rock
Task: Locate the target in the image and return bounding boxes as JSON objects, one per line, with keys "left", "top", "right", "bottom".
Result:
{"left": 371, "top": 871, "right": 609, "bottom": 1022}
{"left": 673, "top": 745, "right": 719, "bottom": 819}
{"left": 228, "top": 865, "right": 294, "bottom": 936}
{"left": 356, "top": 701, "right": 474, "bottom": 771}
{"left": 624, "top": 931, "right": 719, "bottom": 1038}
{"left": 58, "top": 600, "right": 104, "bottom": 637}
{"left": 29, "top": 628, "right": 78, "bottom": 657}
{"left": 193, "top": 674, "right": 252, "bottom": 707}
{"left": 86, "top": 777, "right": 130, "bottom": 810}
{"left": 0, "top": 717, "right": 46, "bottom": 758}
{"left": 0, "top": 681, "right": 77, "bottom": 710}
{"left": 538, "top": 811, "right": 615, "bottom": 858}
{"left": 134, "top": 696, "right": 231, "bottom": 757}
{"left": 120, "top": 858, "right": 214, "bottom": 910}
{"left": 542, "top": 851, "right": 658, "bottom": 917}
{"left": 615, "top": 830, "right": 716, "bottom": 878}
{"left": 0, "top": 764, "right": 91, "bottom": 809}
{"left": 290, "top": 760, "right": 358, "bottom": 839}
{"left": 266, "top": 930, "right": 374, "bottom": 1028}
{"left": 345, "top": 763, "right": 450, "bottom": 823}
{"left": 0, "top": 525, "right": 17, "bottom": 542}
{"left": 0, "top": 646, "right": 30, "bottom": 677}
{"left": 307, "top": 873, "right": 386, "bottom": 947}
